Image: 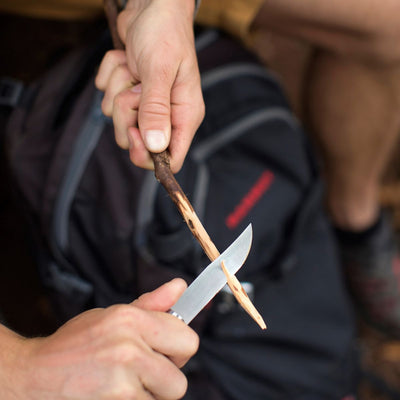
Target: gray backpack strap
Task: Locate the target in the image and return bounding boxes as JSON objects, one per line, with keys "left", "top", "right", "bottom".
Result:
{"left": 52, "top": 90, "right": 108, "bottom": 252}
{"left": 44, "top": 90, "right": 108, "bottom": 310}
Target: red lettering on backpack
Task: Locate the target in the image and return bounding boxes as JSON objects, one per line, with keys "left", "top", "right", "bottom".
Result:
{"left": 225, "top": 170, "right": 274, "bottom": 229}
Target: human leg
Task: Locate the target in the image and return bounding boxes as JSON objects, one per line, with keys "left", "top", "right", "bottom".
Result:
{"left": 306, "top": 51, "right": 400, "bottom": 231}
{"left": 251, "top": 0, "right": 400, "bottom": 333}
{"left": 305, "top": 51, "right": 400, "bottom": 333}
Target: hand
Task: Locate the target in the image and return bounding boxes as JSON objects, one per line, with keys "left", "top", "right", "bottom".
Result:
{"left": 95, "top": 0, "right": 205, "bottom": 173}
{"left": 11, "top": 279, "right": 198, "bottom": 399}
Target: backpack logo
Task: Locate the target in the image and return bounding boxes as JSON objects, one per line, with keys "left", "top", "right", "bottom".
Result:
{"left": 225, "top": 170, "right": 274, "bottom": 229}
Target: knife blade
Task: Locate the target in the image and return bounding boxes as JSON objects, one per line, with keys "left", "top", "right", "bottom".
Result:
{"left": 169, "top": 224, "right": 253, "bottom": 324}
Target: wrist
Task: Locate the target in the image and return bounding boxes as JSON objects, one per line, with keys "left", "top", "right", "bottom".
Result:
{"left": 0, "top": 325, "right": 30, "bottom": 399}
{"left": 118, "top": 0, "right": 196, "bottom": 43}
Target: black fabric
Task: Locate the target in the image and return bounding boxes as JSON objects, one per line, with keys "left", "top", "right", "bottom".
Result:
{"left": 5, "top": 28, "right": 358, "bottom": 399}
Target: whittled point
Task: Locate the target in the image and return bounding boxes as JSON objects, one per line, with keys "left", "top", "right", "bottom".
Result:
{"left": 221, "top": 261, "right": 267, "bottom": 330}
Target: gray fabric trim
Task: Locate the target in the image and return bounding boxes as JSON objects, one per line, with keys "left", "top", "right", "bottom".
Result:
{"left": 195, "top": 29, "right": 219, "bottom": 52}
{"left": 191, "top": 108, "right": 300, "bottom": 162}
{"left": 47, "top": 261, "right": 93, "bottom": 295}
{"left": 135, "top": 171, "right": 159, "bottom": 248}
{"left": 52, "top": 90, "right": 108, "bottom": 252}
{"left": 201, "top": 63, "right": 280, "bottom": 91}
{"left": 192, "top": 163, "right": 209, "bottom": 220}
{"left": 195, "top": 0, "right": 201, "bottom": 15}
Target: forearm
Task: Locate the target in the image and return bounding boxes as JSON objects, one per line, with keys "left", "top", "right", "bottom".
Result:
{"left": 120, "top": 0, "right": 197, "bottom": 43}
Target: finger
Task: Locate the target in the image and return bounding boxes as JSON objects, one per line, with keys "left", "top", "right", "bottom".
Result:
{"left": 112, "top": 85, "right": 141, "bottom": 149}
{"left": 138, "top": 65, "right": 177, "bottom": 154}
{"left": 132, "top": 278, "right": 187, "bottom": 311}
{"left": 127, "top": 126, "right": 154, "bottom": 170}
{"left": 141, "top": 312, "right": 199, "bottom": 370}
{"left": 106, "top": 367, "right": 155, "bottom": 400}
{"left": 169, "top": 98, "right": 205, "bottom": 173}
{"left": 131, "top": 278, "right": 200, "bottom": 366}
{"left": 167, "top": 61, "right": 205, "bottom": 173}
{"left": 95, "top": 50, "right": 127, "bottom": 90}
{"left": 131, "top": 305, "right": 199, "bottom": 370}
{"left": 101, "top": 63, "right": 136, "bottom": 116}
{"left": 138, "top": 352, "right": 189, "bottom": 400}
{"left": 94, "top": 303, "right": 197, "bottom": 369}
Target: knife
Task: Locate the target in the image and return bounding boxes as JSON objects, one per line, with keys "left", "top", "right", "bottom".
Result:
{"left": 169, "top": 224, "right": 253, "bottom": 324}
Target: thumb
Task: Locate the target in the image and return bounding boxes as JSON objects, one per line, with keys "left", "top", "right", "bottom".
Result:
{"left": 138, "top": 76, "right": 173, "bottom": 154}
{"left": 132, "top": 278, "right": 187, "bottom": 312}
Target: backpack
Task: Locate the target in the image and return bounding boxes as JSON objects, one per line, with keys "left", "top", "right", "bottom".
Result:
{"left": 5, "top": 27, "right": 358, "bottom": 399}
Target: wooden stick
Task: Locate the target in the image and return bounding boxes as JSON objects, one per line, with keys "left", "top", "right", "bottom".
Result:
{"left": 151, "top": 152, "right": 220, "bottom": 260}
{"left": 103, "top": 0, "right": 221, "bottom": 261}
{"left": 103, "top": 0, "right": 266, "bottom": 329}
{"left": 221, "top": 261, "right": 267, "bottom": 330}
{"left": 104, "top": 0, "right": 124, "bottom": 50}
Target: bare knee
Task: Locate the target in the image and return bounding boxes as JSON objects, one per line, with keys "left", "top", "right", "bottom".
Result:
{"left": 251, "top": 0, "right": 400, "bottom": 66}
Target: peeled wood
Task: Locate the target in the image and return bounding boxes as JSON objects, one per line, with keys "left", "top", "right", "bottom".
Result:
{"left": 153, "top": 153, "right": 266, "bottom": 329}
{"left": 221, "top": 261, "right": 267, "bottom": 330}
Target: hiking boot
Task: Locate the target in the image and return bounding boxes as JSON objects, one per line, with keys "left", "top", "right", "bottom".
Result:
{"left": 335, "top": 211, "right": 400, "bottom": 337}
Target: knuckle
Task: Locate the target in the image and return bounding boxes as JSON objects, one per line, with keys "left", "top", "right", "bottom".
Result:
{"left": 103, "top": 304, "right": 142, "bottom": 332}
{"left": 111, "top": 304, "right": 139, "bottom": 321}
{"left": 113, "top": 92, "right": 126, "bottom": 110}
{"left": 114, "top": 63, "right": 131, "bottom": 81}
{"left": 97, "top": 341, "right": 145, "bottom": 370}
{"left": 104, "top": 49, "right": 125, "bottom": 66}
{"left": 187, "top": 330, "right": 200, "bottom": 356}
{"left": 197, "top": 98, "right": 206, "bottom": 124}
{"left": 101, "top": 96, "right": 112, "bottom": 117}
{"left": 114, "top": 89, "right": 136, "bottom": 112}
{"left": 103, "top": 50, "right": 116, "bottom": 65}
{"left": 113, "top": 342, "right": 143, "bottom": 365}
{"left": 114, "top": 133, "right": 130, "bottom": 150}
{"left": 107, "top": 385, "right": 139, "bottom": 400}
{"left": 141, "top": 98, "right": 170, "bottom": 119}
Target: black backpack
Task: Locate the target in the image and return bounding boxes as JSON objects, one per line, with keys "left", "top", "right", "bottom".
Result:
{"left": 5, "top": 28, "right": 358, "bottom": 399}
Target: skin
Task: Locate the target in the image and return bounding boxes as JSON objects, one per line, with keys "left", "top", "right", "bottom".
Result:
{"left": 95, "top": 0, "right": 205, "bottom": 173}
{"left": 250, "top": 0, "right": 400, "bottom": 231}
{"left": 0, "top": 278, "right": 199, "bottom": 399}
{"left": 97, "top": 0, "right": 400, "bottom": 231}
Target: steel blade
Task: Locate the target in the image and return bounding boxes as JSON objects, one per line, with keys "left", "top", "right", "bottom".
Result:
{"left": 170, "top": 224, "right": 252, "bottom": 324}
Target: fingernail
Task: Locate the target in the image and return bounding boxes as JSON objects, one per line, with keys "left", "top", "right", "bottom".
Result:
{"left": 144, "top": 130, "right": 168, "bottom": 152}
{"left": 131, "top": 83, "right": 142, "bottom": 93}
